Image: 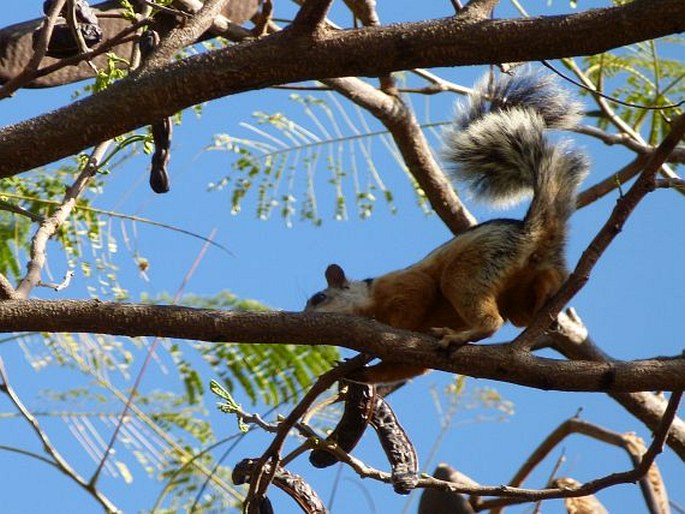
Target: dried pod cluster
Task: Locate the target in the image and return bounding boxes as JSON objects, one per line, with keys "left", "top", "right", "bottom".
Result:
{"left": 35, "top": 0, "right": 103, "bottom": 58}
{"left": 310, "top": 380, "right": 419, "bottom": 495}
{"left": 309, "top": 381, "right": 376, "bottom": 468}
{"left": 233, "top": 458, "right": 329, "bottom": 514}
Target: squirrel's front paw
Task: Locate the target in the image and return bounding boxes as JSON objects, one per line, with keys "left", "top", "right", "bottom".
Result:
{"left": 431, "top": 327, "right": 470, "bottom": 349}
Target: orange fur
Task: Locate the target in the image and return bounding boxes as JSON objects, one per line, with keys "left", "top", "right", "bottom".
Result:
{"left": 304, "top": 70, "right": 588, "bottom": 384}
{"left": 308, "top": 221, "right": 569, "bottom": 384}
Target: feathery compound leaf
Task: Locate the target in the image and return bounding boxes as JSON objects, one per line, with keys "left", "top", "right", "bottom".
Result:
{"left": 582, "top": 38, "right": 685, "bottom": 143}
{"left": 208, "top": 91, "right": 418, "bottom": 225}
{"left": 151, "top": 292, "right": 341, "bottom": 406}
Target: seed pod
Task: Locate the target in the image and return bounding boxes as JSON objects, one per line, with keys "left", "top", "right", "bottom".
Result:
{"left": 137, "top": 29, "right": 172, "bottom": 194}
{"left": 552, "top": 478, "right": 609, "bottom": 514}
{"left": 43, "top": 0, "right": 98, "bottom": 24}
{"left": 38, "top": 0, "right": 102, "bottom": 58}
{"left": 150, "top": 117, "right": 172, "bottom": 193}
{"left": 369, "top": 395, "right": 419, "bottom": 495}
{"left": 418, "top": 464, "right": 476, "bottom": 514}
{"left": 233, "top": 458, "right": 329, "bottom": 514}
{"left": 309, "top": 381, "right": 376, "bottom": 468}
{"left": 257, "top": 496, "right": 274, "bottom": 514}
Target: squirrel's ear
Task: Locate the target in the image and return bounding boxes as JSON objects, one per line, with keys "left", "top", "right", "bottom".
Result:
{"left": 325, "top": 264, "right": 347, "bottom": 289}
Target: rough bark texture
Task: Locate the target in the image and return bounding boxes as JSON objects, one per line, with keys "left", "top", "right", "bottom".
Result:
{"left": 1, "top": 0, "right": 684, "bottom": 176}
{"left": 0, "top": 0, "right": 259, "bottom": 88}
{"left": 0, "top": 299, "right": 683, "bottom": 394}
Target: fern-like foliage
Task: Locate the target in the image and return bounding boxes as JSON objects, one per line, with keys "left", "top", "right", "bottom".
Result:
{"left": 209, "top": 91, "right": 437, "bottom": 226}
{"left": 151, "top": 291, "right": 341, "bottom": 406}
{"left": 581, "top": 38, "right": 685, "bottom": 145}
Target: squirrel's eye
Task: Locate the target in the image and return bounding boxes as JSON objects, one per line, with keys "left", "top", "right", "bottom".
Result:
{"left": 309, "top": 292, "right": 327, "bottom": 306}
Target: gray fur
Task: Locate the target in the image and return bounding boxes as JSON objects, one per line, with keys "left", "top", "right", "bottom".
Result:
{"left": 442, "top": 68, "right": 589, "bottom": 213}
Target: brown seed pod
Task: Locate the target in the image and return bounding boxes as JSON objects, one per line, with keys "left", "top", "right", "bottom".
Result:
{"left": 37, "top": 0, "right": 103, "bottom": 58}
{"left": 309, "top": 381, "right": 376, "bottom": 468}
{"left": 136, "top": 29, "right": 172, "bottom": 194}
{"left": 369, "top": 395, "right": 419, "bottom": 495}
{"left": 418, "top": 463, "right": 476, "bottom": 514}
{"left": 552, "top": 478, "right": 609, "bottom": 514}
{"left": 150, "top": 116, "right": 172, "bottom": 193}
{"left": 233, "top": 458, "right": 329, "bottom": 514}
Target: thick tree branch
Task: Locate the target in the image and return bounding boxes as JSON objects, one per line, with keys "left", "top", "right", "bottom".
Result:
{"left": 542, "top": 310, "right": 685, "bottom": 461}
{"left": 0, "top": 300, "right": 683, "bottom": 393}
{"left": 1, "top": 0, "right": 684, "bottom": 177}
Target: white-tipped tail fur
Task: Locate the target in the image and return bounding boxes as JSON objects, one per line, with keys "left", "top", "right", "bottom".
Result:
{"left": 442, "top": 69, "right": 589, "bottom": 213}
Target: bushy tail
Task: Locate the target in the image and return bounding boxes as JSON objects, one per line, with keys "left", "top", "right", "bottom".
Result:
{"left": 442, "top": 69, "right": 589, "bottom": 230}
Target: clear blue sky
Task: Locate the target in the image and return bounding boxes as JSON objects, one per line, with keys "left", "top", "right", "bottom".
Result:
{"left": 0, "top": 2, "right": 683, "bottom": 513}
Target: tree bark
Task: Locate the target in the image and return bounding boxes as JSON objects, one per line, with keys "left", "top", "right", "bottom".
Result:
{"left": 0, "top": 299, "right": 684, "bottom": 394}
{"left": 1, "top": 0, "right": 684, "bottom": 176}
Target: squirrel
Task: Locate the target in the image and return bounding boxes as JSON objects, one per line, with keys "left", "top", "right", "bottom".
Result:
{"left": 304, "top": 69, "right": 589, "bottom": 383}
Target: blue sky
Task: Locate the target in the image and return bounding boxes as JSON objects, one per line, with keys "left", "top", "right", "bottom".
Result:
{"left": 0, "top": 1, "right": 683, "bottom": 513}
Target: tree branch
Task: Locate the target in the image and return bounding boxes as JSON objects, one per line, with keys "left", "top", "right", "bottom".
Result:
{"left": 2, "top": 0, "right": 684, "bottom": 177}
{"left": 0, "top": 0, "right": 67, "bottom": 99}
{"left": 542, "top": 310, "right": 685, "bottom": 461}
{"left": 15, "top": 141, "right": 111, "bottom": 298}
{"left": 576, "top": 156, "right": 646, "bottom": 209}
{"left": 0, "top": 300, "right": 684, "bottom": 393}
{"left": 142, "top": 0, "right": 232, "bottom": 69}
{"left": 0, "top": 358, "right": 119, "bottom": 513}
{"left": 416, "top": 391, "right": 681, "bottom": 507}
{"left": 290, "top": 0, "right": 335, "bottom": 32}
{"left": 324, "top": 76, "right": 475, "bottom": 234}
{"left": 487, "top": 417, "right": 671, "bottom": 514}
{"left": 512, "top": 113, "right": 685, "bottom": 351}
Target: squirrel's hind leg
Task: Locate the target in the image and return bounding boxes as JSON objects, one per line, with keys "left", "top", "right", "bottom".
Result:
{"left": 435, "top": 247, "right": 508, "bottom": 348}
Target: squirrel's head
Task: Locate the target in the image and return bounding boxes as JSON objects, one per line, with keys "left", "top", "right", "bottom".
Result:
{"left": 304, "top": 264, "right": 372, "bottom": 314}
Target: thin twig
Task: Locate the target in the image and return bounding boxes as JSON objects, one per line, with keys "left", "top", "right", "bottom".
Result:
{"left": 15, "top": 141, "right": 111, "bottom": 299}
{"left": 90, "top": 229, "right": 218, "bottom": 488}
{"left": 0, "top": 358, "right": 119, "bottom": 512}
{"left": 38, "top": 270, "right": 76, "bottom": 292}
{"left": 243, "top": 354, "right": 372, "bottom": 513}
{"left": 511, "top": 113, "right": 685, "bottom": 351}
{"left": 0, "top": 199, "right": 44, "bottom": 222}
{"left": 543, "top": 60, "right": 685, "bottom": 111}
